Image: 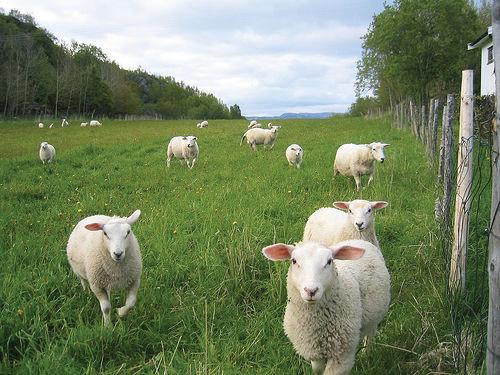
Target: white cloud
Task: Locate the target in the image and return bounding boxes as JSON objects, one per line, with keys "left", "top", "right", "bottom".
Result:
{"left": 2, "top": 0, "right": 385, "bottom": 115}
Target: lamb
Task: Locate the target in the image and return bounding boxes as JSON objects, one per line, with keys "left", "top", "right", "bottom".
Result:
{"left": 240, "top": 127, "right": 279, "bottom": 151}
{"left": 38, "top": 122, "right": 44, "bottom": 128}
{"left": 196, "top": 121, "right": 208, "bottom": 128}
{"left": 333, "top": 142, "right": 389, "bottom": 191}
{"left": 303, "top": 199, "right": 388, "bottom": 248}
{"left": 285, "top": 144, "right": 304, "bottom": 168}
{"left": 262, "top": 240, "right": 388, "bottom": 374}
{"left": 166, "top": 136, "right": 199, "bottom": 169}
{"left": 89, "top": 120, "right": 102, "bottom": 127}
{"left": 80, "top": 122, "right": 88, "bottom": 127}
{"left": 66, "top": 210, "right": 142, "bottom": 326}
{"left": 39, "top": 142, "right": 55, "bottom": 164}
{"left": 61, "top": 118, "right": 69, "bottom": 127}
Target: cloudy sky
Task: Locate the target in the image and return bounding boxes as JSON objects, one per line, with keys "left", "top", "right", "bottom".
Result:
{"left": 2, "top": 0, "right": 386, "bottom": 116}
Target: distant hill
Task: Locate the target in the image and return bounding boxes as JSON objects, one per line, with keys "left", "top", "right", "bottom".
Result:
{"left": 245, "top": 112, "right": 342, "bottom": 120}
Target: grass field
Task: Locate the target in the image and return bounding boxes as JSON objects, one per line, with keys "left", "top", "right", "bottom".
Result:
{"left": 0, "top": 117, "right": 452, "bottom": 374}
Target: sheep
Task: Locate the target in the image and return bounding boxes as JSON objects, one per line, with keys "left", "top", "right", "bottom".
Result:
{"left": 196, "top": 123, "right": 201, "bottom": 128}
{"left": 240, "top": 127, "right": 279, "bottom": 151}
{"left": 61, "top": 118, "right": 69, "bottom": 127}
{"left": 39, "top": 142, "right": 55, "bottom": 164}
{"left": 49, "top": 123, "right": 54, "bottom": 129}
{"left": 66, "top": 210, "right": 142, "bottom": 326}
{"left": 80, "top": 122, "right": 88, "bottom": 127}
{"left": 38, "top": 122, "right": 44, "bottom": 129}
{"left": 267, "top": 122, "right": 273, "bottom": 128}
{"left": 166, "top": 136, "right": 199, "bottom": 169}
{"left": 248, "top": 121, "right": 262, "bottom": 129}
{"left": 248, "top": 120, "right": 258, "bottom": 128}
{"left": 200, "top": 120, "right": 208, "bottom": 128}
{"left": 285, "top": 144, "right": 304, "bottom": 168}
{"left": 333, "top": 142, "right": 390, "bottom": 191}
{"left": 89, "top": 120, "right": 102, "bottom": 127}
{"left": 303, "top": 199, "right": 388, "bottom": 248}
{"left": 262, "top": 240, "right": 386, "bottom": 374}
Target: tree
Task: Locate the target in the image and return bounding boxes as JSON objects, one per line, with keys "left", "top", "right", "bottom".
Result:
{"left": 230, "top": 104, "right": 242, "bottom": 119}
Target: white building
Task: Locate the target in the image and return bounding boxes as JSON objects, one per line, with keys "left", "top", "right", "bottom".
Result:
{"left": 468, "top": 26, "right": 495, "bottom": 96}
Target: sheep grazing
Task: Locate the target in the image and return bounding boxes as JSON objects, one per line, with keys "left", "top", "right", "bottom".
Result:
{"left": 61, "top": 118, "right": 69, "bottom": 127}
{"left": 285, "top": 144, "right": 304, "bottom": 168}
{"left": 333, "top": 142, "right": 389, "bottom": 191}
{"left": 248, "top": 121, "right": 262, "bottom": 129}
{"left": 262, "top": 240, "right": 389, "bottom": 374}
{"left": 240, "top": 127, "right": 279, "bottom": 151}
{"left": 303, "top": 199, "right": 388, "bottom": 248}
{"left": 38, "top": 122, "right": 44, "bottom": 129}
{"left": 248, "top": 120, "right": 258, "bottom": 129}
{"left": 89, "top": 120, "right": 102, "bottom": 127}
{"left": 39, "top": 142, "right": 55, "bottom": 164}
{"left": 80, "top": 122, "right": 88, "bottom": 127}
{"left": 66, "top": 210, "right": 142, "bottom": 326}
{"left": 166, "top": 136, "right": 199, "bottom": 169}
{"left": 197, "top": 121, "right": 208, "bottom": 128}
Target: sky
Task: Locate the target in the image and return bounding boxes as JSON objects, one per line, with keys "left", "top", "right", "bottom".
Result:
{"left": 2, "top": 0, "right": 387, "bottom": 116}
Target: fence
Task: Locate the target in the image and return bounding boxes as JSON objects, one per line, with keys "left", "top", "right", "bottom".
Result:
{"left": 391, "top": 71, "right": 494, "bottom": 373}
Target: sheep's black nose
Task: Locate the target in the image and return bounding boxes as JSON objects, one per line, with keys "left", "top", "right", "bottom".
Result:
{"left": 304, "top": 287, "right": 318, "bottom": 297}
{"left": 356, "top": 222, "right": 364, "bottom": 229}
{"left": 380, "top": 158, "right": 385, "bottom": 162}
{"left": 114, "top": 252, "right": 123, "bottom": 259}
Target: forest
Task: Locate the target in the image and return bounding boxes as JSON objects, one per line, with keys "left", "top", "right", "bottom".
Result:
{"left": 0, "top": 10, "right": 242, "bottom": 120}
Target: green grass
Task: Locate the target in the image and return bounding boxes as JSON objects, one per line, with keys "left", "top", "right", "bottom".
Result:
{"left": 0, "top": 117, "right": 455, "bottom": 374}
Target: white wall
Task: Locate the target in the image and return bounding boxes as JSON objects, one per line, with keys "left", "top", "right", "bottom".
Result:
{"left": 481, "top": 41, "right": 495, "bottom": 96}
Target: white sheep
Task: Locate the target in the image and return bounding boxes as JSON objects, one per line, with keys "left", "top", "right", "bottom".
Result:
{"left": 333, "top": 142, "right": 389, "bottom": 191}
{"left": 200, "top": 120, "right": 208, "bottom": 128}
{"left": 248, "top": 121, "right": 262, "bottom": 129}
{"left": 38, "top": 122, "right": 44, "bottom": 129}
{"left": 39, "top": 142, "right": 55, "bottom": 164}
{"left": 240, "top": 127, "right": 279, "bottom": 151}
{"left": 166, "top": 136, "right": 199, "bottom": 169}
{"left": 80, "top": 122, "right": 88, "bottom": 127}
{"left": 196, "top": 123, "right": 201, "bottom": 128}
{"left": 248, "top": 120, "right": 258, "bottom": 128}
{"left": 49, "top": 123, "right": 54, "bottom": 129}
{"left": 89, "top": 120, "right": 102, "bottom": 127}
{"left": 66, "top": 210, "right": 142, "bottom": 326}
{"left": 303, "top": 200, "right": 387, "bottom": 248}
{"left": 61, "top": 118, "right": 69, "bottom": 127}
{"left": 262, "top": 240, "right": 380, "bottom": 374}
{"left": 267, "top": 122, "right": 273, "bottom": 128}
{"left": 285, "top": 144, "right": 304, "bottom": 168}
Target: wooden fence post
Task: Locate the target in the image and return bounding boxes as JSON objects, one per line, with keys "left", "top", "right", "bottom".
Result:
{"left": 430, "top": 99, "right": 440, "bottom": 162}
{"left": 442, "top": 95, "right": 455, "bottom": 230}
{"left": 420, "top": 104, "right": 426, "bottom": 143}
{"left": 438, "top": 104, "right": 448, "bottom": 181}
{"left": 449, "top": 70, "right": 474, "bottom": 292}
{"left": 487, "top": 2, "right": 500, "bottom": 373}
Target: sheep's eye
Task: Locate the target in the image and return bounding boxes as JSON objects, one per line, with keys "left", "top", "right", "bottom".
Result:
{"left": 367, "top": 208, "right": 372, "bottom": 213}
{"left": 291, "top": 258, "right": 297, "bottom": 265}
{"left": 326, "top": 259, "right": 332, "bottom": 266}
{"left": 103, "top": 231, "right": 109, "bottom": 239}
{"left": 348, "top": 209, "right": 352, "bottom": 214}
{"left": 126, "top": 230, "right": 130, "bottom": 237}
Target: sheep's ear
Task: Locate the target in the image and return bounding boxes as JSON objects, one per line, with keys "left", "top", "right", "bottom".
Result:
{"left": 262, "top": 243, "right": 294, "bottom": 261}
{"left": 382, "top": 143, "right": 390, "bottom": 147}
{"left": 85, "top": 223, "right": 104, "bottom": 231}
{"left": 182, "top": 136, "right": 187, "bottom": 140}
{"left": 331, "top": 245, "right": 365, "bottom": 260}
{"left": 371, "top": 201, "right": 388, "bottom": 210}
{"left": 127, "top": 210, "right": 141, "bottom": 225}
{"left": 333, "top": 201, "right": 349, "bottom": 211}
{"left": 193, "top": 137, "right": 197, "bottom": 140}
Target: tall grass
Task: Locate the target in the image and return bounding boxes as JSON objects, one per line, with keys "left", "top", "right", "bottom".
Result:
{"left": 1, "top": 117, "right": 452, "bottom": 373}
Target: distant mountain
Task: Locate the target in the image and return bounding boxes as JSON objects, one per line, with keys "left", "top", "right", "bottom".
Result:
{"left": 245, "top": 112, "right": 342, "bottom": 120}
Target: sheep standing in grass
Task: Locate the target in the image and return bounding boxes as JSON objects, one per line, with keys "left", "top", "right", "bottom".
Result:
{"left": 81, "top": 122, "right": 88, "bottom": 127}
{"left": 303, "top": 200, "right": 388, "bottom": 248}
{"left": 263, "top": 241, "right": 368, "bottom": 374}
{"left": 167, "top": 136, "right": 199, "bottom": 169}
{"left": 89, "top": 120, "right": 102, "bottom": 127}
{"left": 248, "top": 120, "right": 258, "bottom": 128}
{"left": 38, "top": 122, "right": 44, "bottom": 129}
{"left": 333, "top": 142, "right": 389, "bottom": 191}
{"left": 61, "top": 118, "right": 69, "bottom": 127}
{"left": 39, "top": 142, "right": 55, "bottom": 164}
{"left": 66, "top": 210, "right": 142, "bottom": 326}
{"left": 285, "top": 144, "right": 304, "bottom": 168}
{"left": 240, "top": 127, "right": 279, "bottom": 151}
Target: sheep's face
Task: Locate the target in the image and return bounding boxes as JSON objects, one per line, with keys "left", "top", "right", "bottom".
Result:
{"left": 369, "top": 142, "right": 389, "bottom": 162}
{"left": 183, "top": 136, "right": 198, "bottom": 148}
{"left": 262, "top": 242, "right": 364, "bottom": 304}
{"left": 40, "top": 142, "right": 48, "bottom": 150}
{"left": 334, "top": 200, "right": 388, "bottom": 232}
{"left": 289, "top": 145, "right": 303, "bottom": 158}
{"left": 85, "top": 209, "right": 141, "bottom": 262}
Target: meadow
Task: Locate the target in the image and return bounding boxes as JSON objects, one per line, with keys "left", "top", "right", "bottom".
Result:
{"left": 0, "top": 117, "right": 451, "bottom": 374}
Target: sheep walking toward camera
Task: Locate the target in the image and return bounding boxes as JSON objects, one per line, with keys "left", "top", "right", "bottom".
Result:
{"left": 263, "top": 240, "right": 386, "bottom": 374}
{"left": 333, "top": 142, "right": 389, "bottom": 191}
{"left": 240, "top": 127, "right": 279, "bottom": 151}
{"left": 66, "top": 210, "right": 142, "bottom": 326}
{"left": 286, "top": 144, "right": 304, "bottom": 168}
{"left": 89, "top": 120, "right": 102, "bottom": 127}
{"left": 303, "top": 200, "right": 388, "bottom": 248}
{"left": 167, "top": 136, "right": 199, "bottom": 169}
{"left": 39, "top": 142, "right": 55, "bottom": 164}
{"left": 38, "top": 122, "right": 44, "bottom": 129}
{"left": 61, "top": 118, "right": 69, "bottom": 127}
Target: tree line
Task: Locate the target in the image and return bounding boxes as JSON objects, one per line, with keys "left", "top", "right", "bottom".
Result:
{"left": 0, "top": 9, "right": 242, "bottom": 120}
{"left": 350, "top": 0, "right": 492, "bottom": 116}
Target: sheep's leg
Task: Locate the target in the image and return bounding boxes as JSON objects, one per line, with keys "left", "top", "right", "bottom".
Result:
{"left": 79, "top": 277, "right": 87, "bottom": 291}
{"left": 166, "top": 154, "right": 172, "bottom": 167}
{"left": 269, "top": 142, "right": 275, "bottom": 150}
{"left": 324, "top": 354, "right": 356, "bottom": 375}
{"left": 367, "top": 173, "right": 374, "bottom": 186}
{"left": 311, "top": 359, "right": 326, "bottom": 374}
{"left": 296, "top": 162, "right": 301, "bottom": 169}
{"left": 354, "top": 175, "right": 362, "bottom": 191}
{"left": 190, "top": 158, "right": 197, "bottom": 169}
{"left": 90, "top": 284, "right": 112, "bottom": 326}
{"left": 251, "top": 142, "right": 256, "bottom": 151}
{"left": 117, "top": 280, "right": 140, "bottom": 317}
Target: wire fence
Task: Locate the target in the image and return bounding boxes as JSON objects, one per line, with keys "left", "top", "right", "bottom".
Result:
{"left": 392, "top": 91, "right": 494, "bottom": 373}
